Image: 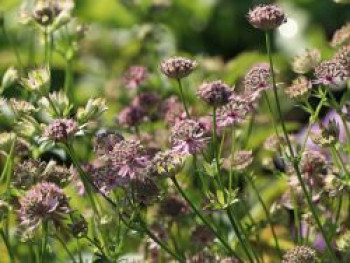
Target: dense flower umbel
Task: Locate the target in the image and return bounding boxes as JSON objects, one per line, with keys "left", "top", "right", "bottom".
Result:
{"left": 122, "top": 66, "right": 148, "bottom": 90}
{"left": 160, "top": 195, "right": 189, "bottom": 218}
{"left": 311, "top": 119, "right": 340, "bottom": 147}
{"left": 44, "top": 118, "right": 78, "bottom": 142}
{"left": 196, "top": 80, "right": 232, "bottom": 107}
{"left": 110, "top": 139, "right": 149, "bottom": 179}
{"left": 13, "top": 160, "right": 46, "bottom": 190}
{"left": 9, "top": 99, "right": 36, "bottom": 116}
{"left": 18, "top": 182, "right": 70, "bottom": 231}
{"left": 285, "top": 76, "right": 312, "bottom": 99}
{"left": 216, "top": 95, "right": 250, "bottom": 127}
{"left": 147, "top": 150, "right": 184, "bottom": 177}
{"left": 43, "top": 161, "right": 72, "bottom": 187}
{"left": 334, "top": 45, "right": 350, "bottom": 69}
{"left": 117, "top": 105, "right": 145, "bottom": 128}
{"left": 170, "top": 119, "right": 207, "bottom": 155}
{"left": 94, "top": 131, "right": 124, "bottom": 156}
{"left": 314, "top": 59, "right": 350, "bottom": 87}
{"left": 244, "top": 63, "right": 271, "bottom": 92}
{"left": 247, "top": 4, "right": 287, "bottom": 30}
{"left": 282, "top": 246, "right": 317, "bottom": 263}
{"left": 331, "top": 23, "right": 350, "bottom": 47}
{"left": 21, "top": 67, "right": 50, "bottom": 94}
{"left": 292, "top": 49, "right": 321, "bottom": 74}
{"left": 160, "top": 56, "right": 197, "bottom": 79}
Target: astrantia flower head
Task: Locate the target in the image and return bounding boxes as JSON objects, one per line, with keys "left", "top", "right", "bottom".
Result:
{"left": 110, "top": 139, "right": 148, "bottom": 179}
{"left": 160, "top": 96, "right": 186, "bottom": 125}
{"left": 147, "top": 150, "right": 184, "bottom": 177}
{"left": 160, "top": 56, "right": 197, "bottom": 79}
{"left": 44, "top": 118, "right": 78, "bottom": 142}
{"left": 244, "top": 63, "right": 271, "bottom": 92}
{"left": 314, "top": 59, "right": 349, "bottom": 87}
{"left": 13, "top": 160, "right": 46, "bottom": 190}
{"left": 9, "top": 99, "right": 36, "bottom": 116}
{"left": 94, "top": 131, "right": 124, "bottom": 156}
{"left": 160, "top": 195, "right": 189, "bottom": 218}
{"left": 132, "top": 92, "right": 160, "bottom": 112}
{"left": 331, "top": 23, "right": 350, "bottom": 47}
{"left": 282, "top": 246, "right": 317, "bottom": 263}
{"left": 334, "top": 45, "right": 350, "bottom": 69}
{"left": 247, "top": 4, "right": 287, "bottom": 30}
{"left": 170, "top": 119, "right": 207, "bottom": 155}
{"left": 216, "top": 95, "right": 250, "bottom": 128}
{"left": 18, "top": 182, "right": 70, "bottom": 231}
{"left": 292, "top": 49, "right": 321, "bottom": 74}
{"left": 285, "top": 76, "right": 312, "bottom": 99}
{"left": 196, "top": 80, "right": 232, "bottom": 107}
{"left": 122, "top": 66, "right": 148, "bottom": 90}
{"left": 43, "top": 161, "right": 72, "bottom": 187}
{"left": 117, "top": 105, "right": 145, "bottom": 128}
{"left": 311, "top": 119, "right": 340, "bottom": 147}
{"left": 191, "top": 225, "right": 215, "bottom": 247}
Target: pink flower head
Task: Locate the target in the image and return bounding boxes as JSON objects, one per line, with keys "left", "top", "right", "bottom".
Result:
{"left": 244, "top": 63, "right": 272, "bottom": 92}
{"left": 122, "top": 66, "right": 148, "bottom": 90}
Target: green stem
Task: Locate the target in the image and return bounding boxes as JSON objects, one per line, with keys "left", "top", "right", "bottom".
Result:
{"left": 0, "top": 229, "right": 15, "bottom": 263}
{"left": 246, "top": 175, "right": 282, "bottom": 258}
{"left": 265, "top": 31, "right": 338, "bottom": 262}
{"left": 177, "top": 79, "right": 190, "bottom": 118}
{"left": 213, "top": 107, "right": 224, "bottom": 190}
{"left": 64, "top": 59, "right": 73, "bottom": 100}
{"left": 41, "top": 221, "right": 48, "bottom": 263}
{"left": 171, "top": 177, "right": 243, "bottom": 262}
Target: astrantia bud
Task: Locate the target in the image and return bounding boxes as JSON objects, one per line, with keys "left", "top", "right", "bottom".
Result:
{"left": 314, "top": 59, "right": 349, "bottom": 87}
{"left": 148, "top": 150, "right": 184, "bottom": 177}
{"left": 282, "top": 246, "right": 317, "bottom": 263}
{"left": 292, "top": 49, "right": 321, "bottom": 74}
{"left": 38, "top": 92, "right": 72, "bottom": 118}
{"left": 285, "top": 76, "right": 312, "bottom": 99}
{"left": 94, "top": 131, "right": 124, "bottom": 156}
{"left": 9, "top": 99, "right": 36, "bottom": 117}
{"left": 44, "top": 118, "right": 78, "bottom": 142}
{"left": 1, "top": 67, "right": 19, "bottom": 90}
{"left": 331, "top": 23, "right": 350, "bottom": 47}
{"left": 13, "top": 160, "right": 46, "bottom": 190}
{"left": 21, "top": 67, "right": 50, "bottom": 94}
{"left": 196, "top": 80, "right": 232, "bottom": 107}
{"left": 43, "top": 161, "right": 72, "bottom": 187}
{"left": 160, "top": 56, "right": 197, "bottom": 79}
{"left": 77, "top": 98, "right": 108, "bottom": 123}
{"left": 247, "top": 4, "right": 287, "bottom": 30}
{"left": 244, "top": 63, "right": 271, "bottom": 92}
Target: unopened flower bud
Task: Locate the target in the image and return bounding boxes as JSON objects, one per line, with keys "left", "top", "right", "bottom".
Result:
{"left": 2, "top": 67, "right": 19, "bottom": 90}
{"left": 160, "top": 56, "right": 197, "bottom": 79}
{"left": 292, "top": 49, "right": 321, "bottom": 74}
{"left": 248, "top": 4, "right": 287, "bottom": 30}
{"left": 21, "top": 67, "right": 50, "bottom": 94}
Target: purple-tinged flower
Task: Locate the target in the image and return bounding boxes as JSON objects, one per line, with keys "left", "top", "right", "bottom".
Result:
{"left": 170, "top": 119, "right": 208, "bottom": 155}
{"left": 314, "top": 59, "right": 349, "bottom": 87}
{"left": 196, "top": 80, "right": 232, "bottom": 107}
{"left": 13, "top": 160, "right": 46, "bottom": 190}
{"left": 110, "top": 139, "right": 149, "bottom": 179}
{"left": 147, "top": 150, "right": 184, "bottom": 178}
{"left": 282, "top": 246, "right": 317, "bottom": 263}
{"left": 331, "top": 23, "right": 350, "bottom": 47}
{"left": 160, "top": 195, "right": 189, "bottom": 218}
{"left": 159, "top": 96, "right": 186, "bottom": 125}
{"left": 44, "top": 118, "right": 78, "bottom": 142}
{"left": 247, "top": 4, "right": 287, "bottom": 30}
{"left": 244, "top": 63, "right": 271, "bottom": 92}
{"left": 117, "top": 105, "right": 145, "bottom": 128}
{"left": 122, "top": 66, "right": 148, "bottom": 90}
{"left": 18, "top": 182, "right": 70, "bottom": 231}
{"left": 160, "top": 56, "right": 197, "bottom": 79}
{"left": 43, "top": 161, "right": 72, "bottom": 187}
{"left": 334, "top": 45, "right": 350, "bottom": 69}
{"left": 285, "top": 76, "right": 312, "bottom": 99}
{"left": 310, "top": 119, "right": 339, "bottom": 147}
{"left": 132, "top": 92, "right": 160, "bottom": 112}
{"left": 94, "top": 131, "right": 124, "bottom": 156}
{"left": 235, "top": 90, "right": 261, "bottom": 112}
{"left": 191, "top": 225, "right": 215, "bottom": 247}
{"left": 292, "top": 49, "right": 321, "bottom": 74}
{"left": 216, "top": 95, "right": 250, "bottom": 128}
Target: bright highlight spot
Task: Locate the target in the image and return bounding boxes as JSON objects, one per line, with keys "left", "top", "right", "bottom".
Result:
{"left": 279, "top": 18, "right": 298, "bottom": 38}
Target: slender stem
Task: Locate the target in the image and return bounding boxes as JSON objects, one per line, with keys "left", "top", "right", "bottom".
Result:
{"left": 0, "top": 229, "right": 15, "bottom": 263}
{"left": 41, "top": 221, "right": 48, "bottom": 263}
{"left": 331, "top": 146, "right": 349, "bottom": 176}
{"left": 177, "top": 79, "right": 190, "bottom": 118}
{"left": 64, "top": 59, "right": 73, "bottom": 100}
{"left": 265, "top": 31, "right": 338, "bottom": 262}
{"left": 171, "top": 177, "right": 243, "bottom": 262}
{"left": 213, "top": 107, "right": 224, "bottom": 190}
{"left": 246, "top": 175, "right": 282, "bottom": 258}
{"left": 56, "top": 235, "right": 77, "bottom": 263}
{"left": 291, "top": 190, "right": 302, "bottom": 244}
